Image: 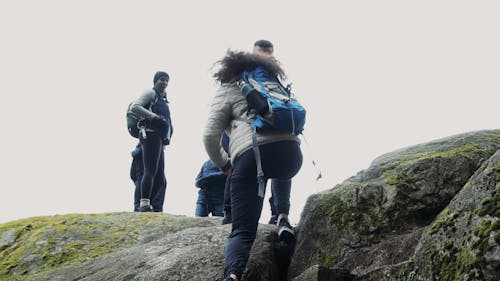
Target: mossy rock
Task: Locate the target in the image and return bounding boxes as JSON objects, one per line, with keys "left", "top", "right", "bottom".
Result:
{"left": 412, "top": 149, "right": 500, "bottom": 281}
{"left": 0, "top": 212, "right": 221, "bottom": 280}
{"left": 289, "top": 130, "right": 500, "bottom": 279}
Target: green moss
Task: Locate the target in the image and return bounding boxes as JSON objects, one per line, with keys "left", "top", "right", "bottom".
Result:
{"left": 306, "top": 192, "right": 350, "bottom": 267}
{"left": 384, "top": 170, "right": 408, "bottom": 187}
{"left": 494, "top": 232, "right": 500, "bottom": 244}
{"left": 495, "top": 162, "right": 500, "bottom": 183}
{"left": 426, "top": 219, "right": 496, "bottom": 280}
{"left": 475, "top": 185, "right": 500, "bottom": 217}
{"left": 428, "top": 209, "right": 460, "bottom": 236}
{"left": 398, "top": 143, "right": 487, "bottom": 166}
{"left": 472, "top": 220, "right": 493, "bottom": 253}
{"left": 443, "top": 241, "right": 454, "bottom": 250}
{"left": 383, "top": 170, "right": 433, "bottom": 229}
{"left": 423, "top": 211, "right": 497, "bottom": 278}
{"left": 481, "top": 133, "right": 500, "bottom": 146}
{"left": 0, "top": 212, "right": 208, "bottom": 279}
{"left": 492, "top": 220, "right": 500, "bottom": 231}
{"left": 422, "top": 237, "right": 486, "bottom": 281}
{"left": 381, "top": 168, "right": 395, "bottom": 178}
{"left": 476, "top": 198, "right": 492, "bottom": 217}
{"left": 310, "top": 246, "right": 341, "bottom": 268}
{"left": 306, "top": 186, "right": 386, "bottom": 268}
{"left": 384, "top": 268, "right": 416, "bottom": 281}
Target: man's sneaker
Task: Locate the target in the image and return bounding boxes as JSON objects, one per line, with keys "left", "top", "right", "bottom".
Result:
{"left": 277, "top": 217, "right": 295, "bottom": 244}
{"left": 138, "top": 204, "right": 153, "bottom": 212}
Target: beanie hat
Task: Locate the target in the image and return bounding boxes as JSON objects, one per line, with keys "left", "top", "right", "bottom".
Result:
{"left": 153, "top": 71, "right": 169, "bottom": 84}
{"left": 254, "top": 39, "right": 273, "bottom": 49}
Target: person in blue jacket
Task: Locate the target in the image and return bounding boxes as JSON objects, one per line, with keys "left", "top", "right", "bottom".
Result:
{"left": 194, "top": 160, "right": 227, "bottom": 217}
{"left": 128, "top": 71, "right": 173, "bottom": 212}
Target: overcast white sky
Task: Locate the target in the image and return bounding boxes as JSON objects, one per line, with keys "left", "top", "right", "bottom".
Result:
{"left": 0, "top": 1, "right": 499, "bottom": 224}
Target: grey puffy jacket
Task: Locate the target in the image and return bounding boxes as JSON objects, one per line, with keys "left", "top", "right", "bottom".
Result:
{"left": 203, "top": 83, "right": 299, "bottom": 168}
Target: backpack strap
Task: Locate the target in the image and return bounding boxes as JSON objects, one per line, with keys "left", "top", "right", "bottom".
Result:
{"left": 235, "top": 117, "right": 266, "bottom": 198}
{"left": 140, "top": 95, "right": 159, "bottom": 140}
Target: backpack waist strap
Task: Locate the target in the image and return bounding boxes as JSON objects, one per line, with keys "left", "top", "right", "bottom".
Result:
{"left": 235, "top": 118, "right": 266, "bottom": 198}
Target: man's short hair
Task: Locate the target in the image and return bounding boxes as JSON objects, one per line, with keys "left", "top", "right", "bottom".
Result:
{"left": 254, "top": 40, "right": 274, "bottom": 50}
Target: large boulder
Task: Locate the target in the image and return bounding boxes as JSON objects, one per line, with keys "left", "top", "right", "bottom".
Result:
{"left": 0, "top": 213, "right": 285, "bottom": 281}
{"left": 290, "top": 130, "right": 500, "bottom": 280}
{"left": 411, "top": 149, "right": 500, "bottom": 280}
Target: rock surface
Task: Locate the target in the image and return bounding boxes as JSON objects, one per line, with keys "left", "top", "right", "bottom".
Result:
{"left": 290, "top": 130, "right": 500, "bottom": 280}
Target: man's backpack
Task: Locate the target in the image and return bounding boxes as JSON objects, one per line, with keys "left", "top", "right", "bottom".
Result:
{"left": 126, "top": 94, "right": 162, "bottom": 139}
{"left": 238, "top": 67, "right": 306, "bottom": 135}
{"left": 126, "top": 102, "right": 144, "bottom": 138}
{"left": 127, "top": 94, "right": 172, "bottom": 143}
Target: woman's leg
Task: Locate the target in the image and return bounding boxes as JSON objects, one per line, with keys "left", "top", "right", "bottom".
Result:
{"left": 261, "top": 141, "right": 302, "bottom": 243}
{"left": 222, "top": 175, "right": 232, "bottom": 224}
{"left": 224, "top": 149, "right": 264, "bottom": 280}
{"left": 223, "top": 141, "right": 302, "bottom": 279}
{"left": 271, "top": 179, "right": 291, "bottom": 216}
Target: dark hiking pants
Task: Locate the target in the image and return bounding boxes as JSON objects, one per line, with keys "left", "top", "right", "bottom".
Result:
{"left": 223, "top": 177, "right": 291, "bottom": 222}
{"left": 139, "top": 132, "right": 166, "bottom": 209}
{"left": 224, "top": 140, "right": 302, "bottom": 279}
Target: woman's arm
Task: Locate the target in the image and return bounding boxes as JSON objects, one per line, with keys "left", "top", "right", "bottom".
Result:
{"left": 203, "top": 86, "right": 232, "bottom": 169}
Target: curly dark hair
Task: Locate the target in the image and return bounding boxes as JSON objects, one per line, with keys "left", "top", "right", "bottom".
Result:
{"left": 213, "top": 50, "right": 286, "bottom": 84}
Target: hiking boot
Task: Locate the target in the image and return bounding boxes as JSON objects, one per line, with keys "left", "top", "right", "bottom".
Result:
{"left": 138, "top": 204, "right": 153, "bottom": 212}
{"left": 277, "top": 217, "right": 295, "bottom": 244}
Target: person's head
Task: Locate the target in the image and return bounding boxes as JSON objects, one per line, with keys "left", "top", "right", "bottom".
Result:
{"left": 253, "top": 40, "right": 274, "bottom": 57}
{"left": 213, "top": 50, "right": 285, "bottom": 84}
{"left": 153, "top": 71, "right": 169, "bottom": 92}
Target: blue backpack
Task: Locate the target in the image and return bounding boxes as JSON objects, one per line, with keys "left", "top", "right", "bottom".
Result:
{"left": 238, "top": 67, "right": 306, "bottom": 135}
{"left": 237, "top": 67, "right": 306, "bottom": 198}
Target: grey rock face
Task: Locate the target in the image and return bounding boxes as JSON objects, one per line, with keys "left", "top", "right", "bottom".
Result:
{"left": 290, "top": 130, "right": 500, "bottom": 279}
{"left": 0, "top": 213, "right": 289, "bottom": 281}
{"left": 292, "top": 265, "right": 356, "bottom": 281}
{"left": 0, "top": 228, "right": 18, "bottom": 251}
{"left": 38, "top": 223, "right": 230, "bottom": 281}
{"left": 411, "top": 149, "right": 500, "bottom": 281}
{"left": 37, "top": 224, "right": 287, "bottom": 281}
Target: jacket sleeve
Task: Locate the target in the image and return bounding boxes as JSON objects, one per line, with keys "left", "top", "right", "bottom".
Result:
{"left": 195, "top": 162, "right": 206, "bottom": 188}
{"left": 203, "top": 86, "right": 232, "bottom": 168}
{"left": 166, "top": 103, "right": 173, "bottom": 140}
{"left": 128, "top": 89, "right": 158, "bottom": 120}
